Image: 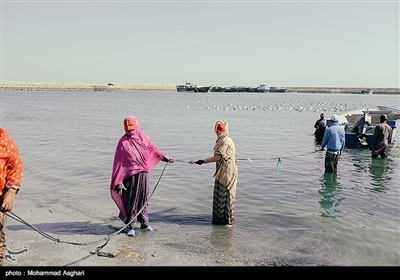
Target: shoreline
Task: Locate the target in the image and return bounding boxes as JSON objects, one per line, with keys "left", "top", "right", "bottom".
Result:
{"left": 1, "top": 81, "right": 399, "bottom": 94}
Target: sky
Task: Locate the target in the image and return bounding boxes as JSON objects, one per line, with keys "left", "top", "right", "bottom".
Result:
{"left": 0, "top": 0, "right": 399, "bottom": 88}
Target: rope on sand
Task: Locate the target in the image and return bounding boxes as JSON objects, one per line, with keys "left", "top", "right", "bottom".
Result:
{"left": 4, "top": 150, "right": 321, "bottom": 263}
{"left": 3, "top": 161, "right": 171, "bottom": 264}
{"left": 90, "top": 161, "right": 169, "bottom": 256}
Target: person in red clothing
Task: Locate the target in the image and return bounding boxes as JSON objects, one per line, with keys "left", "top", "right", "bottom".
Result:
{"left": 0, "top": 128, "right": 23, "bottom": 266}
{"left": 370, "top": 114, "right": 393, "bottom": 158}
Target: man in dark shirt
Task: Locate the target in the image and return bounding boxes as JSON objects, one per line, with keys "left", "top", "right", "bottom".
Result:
{"left": 314, "top": 113, "right": 326, "bottom": 143}
{"left": 370, "top": 114, "right": 392, "bottom": 158}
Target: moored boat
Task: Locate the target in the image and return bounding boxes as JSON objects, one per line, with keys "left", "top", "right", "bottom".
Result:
{"left": 269, "top": 86, "right": 287, "bottom": 93}
{"left": 176, "top": 82, "right": 197, "bottom": 92}
{"left": 224, "top": 86, "right": 239, "bottom": 92}
{"left": 210, "top": 86, "right": 225, "bottom": 92}
{"left": 329, "top": 106, "right": 400, "bottom": 147}
{"left": 195, "top": 85, "right": 211, "bottom": 93}
{"left": 360, "top": 89, "right": 373, "bottom": 95}
{"left": 255, "top": 84, "right": 269, "bottom": 93}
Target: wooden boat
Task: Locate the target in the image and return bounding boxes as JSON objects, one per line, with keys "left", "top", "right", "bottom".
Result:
{"left": 255, "top": 84, "right": 269, "bottom": 93}
{"left": 195, "top": 85, "right": 211, "bottom": 93}
{"left": 269, "top": 86, "right": 287, "bottom": 93}
{"left": 224, "top": 86, "right": 239, "bottom": 92}
{"left": 330, "top": 106, "right": 400, "bottom": 147}
{"left": 237, "top": 86, "right": 251, "bottom": 92}
{"left": 210, "top": 86, "right": 225, "bottom": 92}
{"left": 176, "top": 82, "right": 197, "bottom": 92}
{"left": 360, "top": 89, "right": 373, "bottom": 95}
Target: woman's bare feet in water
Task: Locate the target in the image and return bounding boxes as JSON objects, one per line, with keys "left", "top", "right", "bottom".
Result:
{"left": 224, "top": 224, "right": 234, "bottom": 229}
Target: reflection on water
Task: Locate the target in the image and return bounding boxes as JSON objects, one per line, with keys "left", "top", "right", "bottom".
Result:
{"left": 318, "top": 172, "right": 344, "bottom": 218}
{"left": 369, "top": 158, "right": 389, "bottom": 192}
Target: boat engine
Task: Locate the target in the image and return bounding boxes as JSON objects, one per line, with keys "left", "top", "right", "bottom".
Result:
{"left": 351, "top": 112, "right": 371, "bottom": 147}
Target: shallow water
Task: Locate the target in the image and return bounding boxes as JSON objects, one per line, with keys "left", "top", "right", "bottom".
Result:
{"left": 1, "top": 90, "right": 399, "bottom": 266}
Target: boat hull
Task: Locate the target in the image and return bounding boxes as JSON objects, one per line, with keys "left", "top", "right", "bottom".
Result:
{"left": 195, "top": 86, "right": 211, "bottom": 93}
{"left": 343, "top": 121, "right": 399, "bottom": 147}
{"left": 331, "top": 106, "right": 400, "bottom": 147}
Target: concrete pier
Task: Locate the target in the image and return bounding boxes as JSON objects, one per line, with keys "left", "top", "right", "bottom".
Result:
{"left": 0, "top": 81, "right": 175, "bottom": 92}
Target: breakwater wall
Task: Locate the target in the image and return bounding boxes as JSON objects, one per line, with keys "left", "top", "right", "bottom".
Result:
{"left": 0, "top": 81, "right": 176, "bottom": 91}
{"left": 1, "top": 81, "right": 399, "bottom": 94}
{"left": 285, "top": 87, "right": 400, "bottom": 95}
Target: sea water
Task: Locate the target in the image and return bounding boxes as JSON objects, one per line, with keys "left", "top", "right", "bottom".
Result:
{"left": 1, "top": 90, "right": 399, "bottom": 266}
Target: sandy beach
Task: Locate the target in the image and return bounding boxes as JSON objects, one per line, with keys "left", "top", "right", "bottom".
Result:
{"left": 0, "top": 197, "right": 290, "bottom": 278}
{"left": 3, "top": 197, "right": 247, "bottom": 267}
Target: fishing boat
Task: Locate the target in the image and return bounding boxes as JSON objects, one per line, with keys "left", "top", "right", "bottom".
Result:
{"left": 329, "top": 106, "right": 400, "bottom": 147}
{"left": 360, "top": 88, "right": 373, "bottom": 95}
{"left": 195, "top": 85, "right": 211, "bottom": 93}
{"left": 210, "top": 86, "right": 225, "bottom": 92}
{"left": 257, "top": 84, "right": 271, "bottom": 93}
{"left": 269, "top": 86, "right": 287, "bottom": 93}
{"left": 176, "top": 82, "right": 197, "bottom": 92}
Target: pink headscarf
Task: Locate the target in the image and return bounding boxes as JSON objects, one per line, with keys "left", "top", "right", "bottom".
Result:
{"left": 110, "top": 116, "right": 164, "bottom": 217}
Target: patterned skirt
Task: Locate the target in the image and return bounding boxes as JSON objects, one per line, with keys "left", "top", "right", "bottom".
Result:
{"left": 120, "top": 171, "right": 150, "bottom": 228}
{"left": 212, "top": 180, "right": 235, "bottom": 226}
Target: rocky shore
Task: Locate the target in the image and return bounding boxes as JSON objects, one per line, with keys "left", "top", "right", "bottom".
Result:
{"left": 1, "top": 81, "right": 399, "bottom": 94}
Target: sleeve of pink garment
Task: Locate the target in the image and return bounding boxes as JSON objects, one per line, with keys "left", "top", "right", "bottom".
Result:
{"left": 109, "top": 132, "right": 164, "bottom": 218}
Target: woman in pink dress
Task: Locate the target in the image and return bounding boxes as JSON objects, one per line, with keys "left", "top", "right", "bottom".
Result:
{"left": 110, "top": 116, "right": 174, "bottom": 237}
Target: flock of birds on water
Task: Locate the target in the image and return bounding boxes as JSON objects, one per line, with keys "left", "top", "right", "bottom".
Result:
{"left": 180, "top": 94, "right": 375, "bottom": 114}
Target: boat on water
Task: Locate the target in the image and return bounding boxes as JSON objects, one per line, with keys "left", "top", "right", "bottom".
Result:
{"left": 195, "top": 85, "right": 211, "bottom": 93}
{"left": 224, "top": 86, "right": 239, "bottom": 92}
{"left": 208, "top": 84, "right": 271, "bottom": 93}
{"left": 176, "top": 82, "right": 211, "bottom": 93}
{"left": 360, "top": 88, "right": 373, "bottom": 95}
{"left": 210, "top": 86, "right": 225, "bottom": 92}
{"left": 176, "top": 82, "right": 197, "bottom": 92}
{"left": 328, "top": 106, "right": 400, "bottom": 147}
{"left": 269, "top": 86, "right": 287, "bottom": 93}
{"left": 255, "top": 84, "right": 269, "bottom": 93}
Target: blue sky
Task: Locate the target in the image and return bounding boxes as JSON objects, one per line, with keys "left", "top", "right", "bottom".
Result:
{"left": 1, "top": 0, "right": 399, "bottom": 88}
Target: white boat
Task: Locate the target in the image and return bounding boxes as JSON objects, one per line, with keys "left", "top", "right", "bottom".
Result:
{"left": 176, "top": 82, "right": 197, "bottom": 92}
{"left": 330, "top": 106, "right": 400, "bottom": 147}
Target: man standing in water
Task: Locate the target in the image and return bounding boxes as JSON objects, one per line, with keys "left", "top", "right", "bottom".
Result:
{"left": 314, "top": 113, "right": 326, "bottom": 143}
{"left": 321, "top": 115, "right": 345, "bottom": 173}
{"left": 370, "top": 114, "right": 392, "bottom": 158}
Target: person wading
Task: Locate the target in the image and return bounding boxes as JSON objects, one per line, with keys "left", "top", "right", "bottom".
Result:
{"left": 370, "top": 114, "right": 392, "bottom": 158}
{"left": 320, "top": 115, "right": 345, "bottom": 173}
{"left": 195, "top": 120, "right": 238, "bottom": 229}
{"left": 314, "top": 113, "right": 326, "bottom": 143}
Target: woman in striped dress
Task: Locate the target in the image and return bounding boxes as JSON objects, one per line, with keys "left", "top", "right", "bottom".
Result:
{"left": 195, "top": 120, "right": 238, "bottom": 228}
